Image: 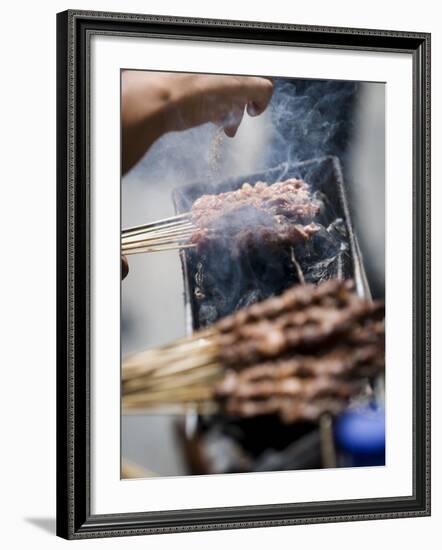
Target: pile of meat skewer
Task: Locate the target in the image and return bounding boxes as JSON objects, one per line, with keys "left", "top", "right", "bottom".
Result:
{"left": 121, "top": 178, "right": 322, "bottom": 255}
{"left": 190, "top": 179, "right": 322, "bottom": 253}
{"left": 123, "top": 279, "right": 384, "bottom": 423}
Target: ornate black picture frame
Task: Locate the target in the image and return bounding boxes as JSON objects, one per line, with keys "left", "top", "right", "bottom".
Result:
{"left": 56, "top": 9, "right": 431, "bottom": 539}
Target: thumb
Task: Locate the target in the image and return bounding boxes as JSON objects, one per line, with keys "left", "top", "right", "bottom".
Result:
{"left": 122, "top": 256, "right": 129, "bottom": 280}
{"left": 223, "top": 105, "right": 245, "bottom": 138}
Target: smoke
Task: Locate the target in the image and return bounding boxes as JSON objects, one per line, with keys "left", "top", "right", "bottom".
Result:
{"left": 121, "top": 74, "right": 384, "bottom": 475}
{"left": 265, "top": 79, "right": 358, "bottom": 169}
{"left": 172, "top": 79, "right": 361, "bottom": 329}
{"left": 122, "top": 76, "right": 362, "bottom": 351}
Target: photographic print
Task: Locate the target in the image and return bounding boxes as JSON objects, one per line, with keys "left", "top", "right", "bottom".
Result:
{"left": 121, "top": 71, "right": 386, "bottom": 478}
{"left": 57, "top": 11, "right": 430, "bottom": 538}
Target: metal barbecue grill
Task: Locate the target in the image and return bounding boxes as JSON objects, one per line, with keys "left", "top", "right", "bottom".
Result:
{"left": 171, "top": 155, "right": 373, "bottom": 475}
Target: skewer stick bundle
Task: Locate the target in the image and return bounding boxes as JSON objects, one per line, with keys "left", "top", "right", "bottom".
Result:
{"left": 122, "top": 213, "right": 196, "bottom": 255}
{"left": 122, "top": 279, "right": 385, "bottom": 423}
{"left": 121, "top": 177, "right": 323, "bottom": 255}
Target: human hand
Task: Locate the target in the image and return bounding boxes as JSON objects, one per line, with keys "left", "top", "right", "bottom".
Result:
{"left": 166, "top": 73, "right": 274, "bottom": 137}
{"left": 121, "top": 71, "right": 274, "bottom": 173}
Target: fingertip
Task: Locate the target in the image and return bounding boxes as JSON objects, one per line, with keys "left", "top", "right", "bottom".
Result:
{"left": 224, "top": 125, "right": 238, "bottom": 138}
{"left": 122, "top": 256, "right": 129, "bottom": 279}
{"left": 247, "top": 77, "right": 274, "bottom": 116}
{"left": 247, "top": 102, "right": 259, "bottom": 117}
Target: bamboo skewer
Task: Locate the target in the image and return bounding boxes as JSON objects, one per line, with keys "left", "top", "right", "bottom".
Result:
{"left": 122, "top": 239, "right": 194, "bottom": 252}
{"left": 123, "top": 243, "right": 197, "bottom": 255}
{"left": 124, "top": 350, "right": 219, "bottom": 388}
{"left": 122, "top": 333, "right": 222, "bottom": 410}
{"left": 122, "top": 213, "right": 191, "bottom": 237}
{"left": 124, "top": 365, "right": 222, "bottom": 394}
{"left": 124, "top": 361, "right": 221, "bottom": 395}
{"left": 122, "top": 223, "right": 194, "bottom": 245}
{"left": 123, "top": 231, "right": 194, "bottom": 246}
{"left": 122, "top": 331, "right": 216, "bottom": 376}
{"left": 124, "top": 385, "right": 216, "bottom": 408}
{"left": 122, "top": 281, "right": 385, "bottom": 420}
{"left": 121, "top": 213, "right": 198, "bottom": 255}
{"left": 122, "top": 233, "right": 194, "bottom": 250}
{"left": 121, "top": 176, "right": 323, "bottom": 256}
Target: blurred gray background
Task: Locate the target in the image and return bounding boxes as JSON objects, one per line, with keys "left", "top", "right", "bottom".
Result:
{"left": 121, "top": 78, "right": 385, "bottom": 477}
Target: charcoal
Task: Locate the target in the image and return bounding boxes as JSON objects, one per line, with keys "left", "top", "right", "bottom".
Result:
{"left": 195, "top": 262, "right": 205, "bottom": 287}
{"left": 234, "top": 289, "right": 264, "bottom": 311}
{"left": 173, "top": 156, "right": 368, "bottom": 473}
{"left": 194, "top": 287, "right": 206, "bottom": 301}
{"left": 198, "top": 302, "right": 219, "bottom": 327}
{"left": 289, "top": 218, "right": 349, "bottom": 284}
{"left": 327, "top": 217, "right": 348, "bottom": 241}
{"left": 304, "top": 256, "right": 341, "bottom": 283}
{"left": 188, "top": 188, "right": 352, "bottom": 326}
{"left": 303, "top": 224, "right": 339, "bottom": 260}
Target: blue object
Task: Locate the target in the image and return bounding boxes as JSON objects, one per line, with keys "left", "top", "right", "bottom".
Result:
{"left": 334, "top": 405, "right": 385, "bottom": 467}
